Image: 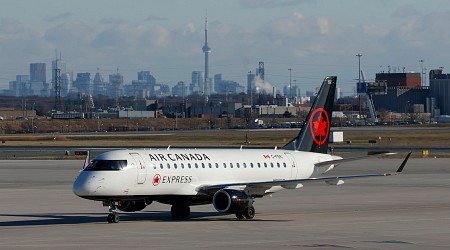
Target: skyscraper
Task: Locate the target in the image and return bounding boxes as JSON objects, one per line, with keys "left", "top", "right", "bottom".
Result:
{"left": 93, "top": 72, "right": 106, "bottom": 96}
{"left": 138, "top": 70, "right": 156, "bottom": 84}
{"left": 61, "top": 73, "right": 72, "bottom": 96}
{"left": 110, "top": 73, "right": 124, "bottom": 107}
{"left": 30, "top": 63, "right": 46, "bottom": 83}
{"left": 190, "top": 71, "right": 204, "bottom": 94}
{"left": 74, "top": 72, "right": 92, "bottom": 96}
{"left": 30, "top": 63, "right": 46, "bottom": 96}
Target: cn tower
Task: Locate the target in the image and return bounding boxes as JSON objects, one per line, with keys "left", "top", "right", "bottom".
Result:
{"left": 202, "top": 17, "right": 211, "bottom": 105}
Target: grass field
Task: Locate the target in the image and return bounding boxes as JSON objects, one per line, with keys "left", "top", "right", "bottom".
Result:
{"left": 0, "top": 127, "right": 448, "bottom": 157}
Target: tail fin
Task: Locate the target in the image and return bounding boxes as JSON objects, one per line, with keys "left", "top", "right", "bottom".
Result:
{"left": 282, "top": 76, "right": 336, "bottom": 153}
{"left": 83, "top": 150, "right": 90, "bottom": 169}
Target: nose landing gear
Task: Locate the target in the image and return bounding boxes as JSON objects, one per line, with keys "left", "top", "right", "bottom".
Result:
{"left": 106, "top": 201, "right": 120, "bottom": 223}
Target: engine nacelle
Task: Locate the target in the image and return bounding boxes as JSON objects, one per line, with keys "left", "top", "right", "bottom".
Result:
{"left": 118, "top": 200, "right": 150, "bottom": 212}
{"left": 212, "top": 189, "right": 253, "bottom": 213}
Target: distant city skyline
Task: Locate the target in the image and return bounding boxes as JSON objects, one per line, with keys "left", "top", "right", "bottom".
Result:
{"left": 1, "top": 0, "right": 450, "bottom": 95}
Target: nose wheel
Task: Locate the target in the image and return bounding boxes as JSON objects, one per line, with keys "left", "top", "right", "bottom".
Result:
{"left": 107, "top": 201, "right": 120, "bottom": 223}
{"left": 107, "top": 213, "right": 119, "bottom": 223}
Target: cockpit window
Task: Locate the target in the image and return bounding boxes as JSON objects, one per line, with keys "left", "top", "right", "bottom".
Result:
{"left": 84, "top": 160, "right": 127, "bottom": 171}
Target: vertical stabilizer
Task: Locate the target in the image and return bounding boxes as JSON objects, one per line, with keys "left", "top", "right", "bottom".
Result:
{"left": 282, "top": 76, "right": 336, "bottom": 153}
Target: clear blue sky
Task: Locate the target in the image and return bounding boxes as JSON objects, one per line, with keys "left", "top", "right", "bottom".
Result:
{"left": 1, "top": 0, "right": 449, "bottom": 95}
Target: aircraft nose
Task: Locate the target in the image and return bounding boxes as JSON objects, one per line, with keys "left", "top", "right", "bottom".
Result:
{"left": 73, "top": 173, "right": 92, "bottom": 197}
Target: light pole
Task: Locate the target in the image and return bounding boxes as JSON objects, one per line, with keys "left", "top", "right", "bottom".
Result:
{"left": 288, "top": 68, "right": 292, "bottom": 104}
{"left": 356, "top": 54, "right": 362, "bottom": 122}
{"left": 356, "top": 54, "right": 362, "bottom": 84}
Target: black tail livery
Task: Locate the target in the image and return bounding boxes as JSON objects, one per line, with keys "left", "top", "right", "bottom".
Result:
{"left": 283, "top": 76, "right": 336, "bottom": 153}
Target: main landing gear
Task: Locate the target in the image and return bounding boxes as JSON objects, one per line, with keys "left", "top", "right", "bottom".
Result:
{"left": 235, "top": 206, "right": 255, "bottom": 220}
{"left": 171, "top": 203, "right": 191, "bottom": 219}
{"left": 106, "top": 201, "right": 120, "bottom": 223}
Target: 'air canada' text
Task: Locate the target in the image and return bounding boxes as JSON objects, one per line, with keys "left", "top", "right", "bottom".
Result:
{"left": 149, "top": 153, "right": 211, "bottom": 162}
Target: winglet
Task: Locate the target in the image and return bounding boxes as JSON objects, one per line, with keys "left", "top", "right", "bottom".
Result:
{"left": 396, "top": 152, "right": 411, "bottom": 173}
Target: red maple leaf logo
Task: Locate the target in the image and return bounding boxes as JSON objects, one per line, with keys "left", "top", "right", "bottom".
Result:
{"left": 313, "top": 114, "right": 327, "bottom": 137}
{"left": 153, "top": 174, "right": 161, "bottom": 186}
{"left": 309, "top": 108, "right": 330, "bottom": 145}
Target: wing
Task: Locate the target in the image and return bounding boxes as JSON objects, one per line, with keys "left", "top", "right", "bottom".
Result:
{"left": 314, "top": 152, "right": 397, "bottom": 166}
{"left": 196, "top": 152, "right": 411, "bottom": 195}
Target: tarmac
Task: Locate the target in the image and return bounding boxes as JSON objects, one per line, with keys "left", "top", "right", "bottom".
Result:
{"left": 0, "top": 157, "right": 449, "bottom": 249}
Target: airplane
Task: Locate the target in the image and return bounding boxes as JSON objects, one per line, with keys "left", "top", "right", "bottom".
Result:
{"left": 73, "top": 76, "right": 411, "bottom": 223}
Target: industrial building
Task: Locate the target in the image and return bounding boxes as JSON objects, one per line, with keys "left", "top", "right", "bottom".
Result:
{"left": 370, "top": 72, "right": 429, "bottom": 114}
{"left": 375, "top": 72, "right": 421, "bottom": 88}
{"left": 371, "top": 86, "right": 429, "bottom": 113}
{"left": 429, "top": 69, "right": 450, "bottom": 115}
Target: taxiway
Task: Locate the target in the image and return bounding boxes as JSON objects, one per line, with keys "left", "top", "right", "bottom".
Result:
{"left": 0, "top": 158, "right": 449, "bottom": 249}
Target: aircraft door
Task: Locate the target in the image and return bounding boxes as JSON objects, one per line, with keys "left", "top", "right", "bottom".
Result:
{"left": 284, "top": 152, "right": 297, "bottom": 179}
{"left": 130, "top": 153, "right": 147, "bottom": 184}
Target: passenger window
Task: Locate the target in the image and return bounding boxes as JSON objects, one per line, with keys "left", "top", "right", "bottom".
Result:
{"left": 202, "top": 163, "right": 205, "bottom": 168}
{"left": 167, "top": 163, "right": 170, "bottom": 169}
{"left": 223, "top": 163, "right": 227, "bottom": 168}
{"left": 174, "top": 163, "right": 177, "bottom": 169}
{"left": 277, "top": 162, "right": 280, "bottom": 168}
{"left": 237, "top": 163, "right": 240, "bottom": 168}
{"left": 160, "top": 163, "right": 163, "bottom": 169}
{"left": 264, "top": 163, "right": 267, "bottom": 168}
{"left": 250, "top": 163, "right": 254, "bottom": 168}
{"left": 270, "top": 163, "right": 274, "bottom": 168}
{"left": 215, "top": 163, "right": 219, "bottom": 168}
{"left": 181, "top": 163, "right": 185, "bottom": 169}
{"left": 188, "top": 163, "right": 192, "bottom": 169}
{"left": 230, "top": 163, "right": 233, "bottom": 168}
{"left": 209, "top": 163, "right": 212, "bottom": 168}
{"left": 257, "top": 163, "right": 261, "bottom": 168}
{"left": 195, "top": 163, "right": 198, "bottom": 168}
{"left": 283, "top": 162, "right": 287, "bottom": 168}
{"left": 243, "top": 163, "right": 247, "bottom": 168}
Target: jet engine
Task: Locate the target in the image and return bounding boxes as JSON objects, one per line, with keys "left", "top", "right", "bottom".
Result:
{"left": 212, "top": 189, "right": 253, "bottom": 213}
{"left": 118, "top": 200, "right": 150, "bottom": 212}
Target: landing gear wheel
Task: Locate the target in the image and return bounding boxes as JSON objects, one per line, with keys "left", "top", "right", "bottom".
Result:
{"left": 171, "top": 204, "right": 191, "bottom": 219}
{"left": 107, "top": 201, "right": 120, "bottom": 223}
{"left": 107, "top": 213, "right": 119, "bottom": 223}
{"left": 112, "top": 213, "right": 119, "bottom": 223}
{"left": 235, "top": 212, "right": 244, "bottom": 219}
{"left": 107, "top": 214, "right": 113, "bottom": 223}
{"left": 179, "top": 205, "right": 190, "bottom": 219}
{"left": 243, "top": 206, "right": 255, "bottom": 219}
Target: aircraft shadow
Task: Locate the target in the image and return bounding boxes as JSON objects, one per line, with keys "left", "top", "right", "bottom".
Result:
{"left": 0, "top": 211, "right": 289, "bottom": 226}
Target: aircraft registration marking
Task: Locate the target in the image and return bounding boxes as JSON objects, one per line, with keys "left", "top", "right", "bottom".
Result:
{"left": 262, "top": 154, "right": 284, "bottom": 159}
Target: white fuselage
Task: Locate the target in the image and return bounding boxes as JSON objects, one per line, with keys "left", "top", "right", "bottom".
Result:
{"left": 73, "top": 148, "right": 338, "bottom": 201}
